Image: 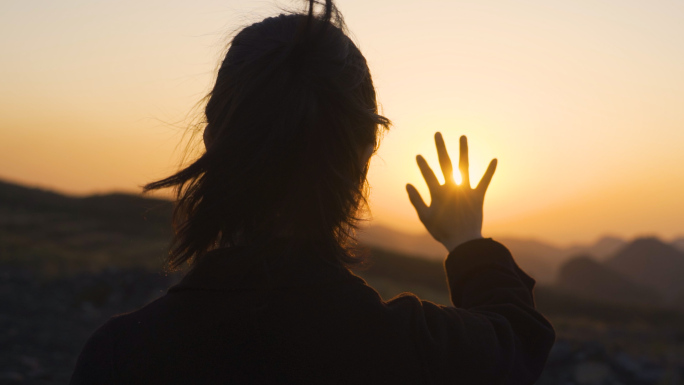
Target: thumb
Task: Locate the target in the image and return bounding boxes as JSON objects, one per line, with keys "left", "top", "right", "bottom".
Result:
{"left": 406, "top": 184, "right": 428, "bottom": 220}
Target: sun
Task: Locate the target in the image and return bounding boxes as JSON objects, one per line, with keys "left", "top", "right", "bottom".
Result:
{"left": 453, "top": 170, "right": 463, "bottom": 185}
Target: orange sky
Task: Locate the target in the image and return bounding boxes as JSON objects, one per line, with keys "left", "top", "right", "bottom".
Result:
{"left": 1, "top": 0, "right": 683, "bottom": 246}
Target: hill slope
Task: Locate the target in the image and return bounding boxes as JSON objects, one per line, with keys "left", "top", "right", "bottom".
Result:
{"left": 606, "top": 237, "right": 684, "bottom": 303}
{"left": 557, "top": 255, "right": 661, "bottom": 306}
{"left": 0, "top": 179, "right": 173, "bottom": 272}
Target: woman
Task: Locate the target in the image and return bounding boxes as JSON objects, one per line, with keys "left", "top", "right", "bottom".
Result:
{"left": 71, "top": 1, "right": 554, "bottom": 383}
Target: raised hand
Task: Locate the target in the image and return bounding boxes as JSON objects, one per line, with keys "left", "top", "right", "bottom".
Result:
{"left": 406, "top": 133, "right": 497, "bottom": 253}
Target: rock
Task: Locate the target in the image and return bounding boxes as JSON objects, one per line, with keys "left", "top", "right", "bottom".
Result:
{"left": 611, "top": 352, "right": 664, "bottom": 384}
{"left": 547, "top": 340, "right": 574, "bottom": 365}
{"left": 574, "top": 361, "right": 612, "bottom": 385}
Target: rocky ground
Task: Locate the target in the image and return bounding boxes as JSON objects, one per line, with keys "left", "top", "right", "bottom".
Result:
{"left": 539, "top": 339, "right": 683, "bottom": 385}
{"left": 0, "top": 266, "right": 179, "bottom": 384}
{"left": 1, "top": 266, "right": 683, "bottom": 385}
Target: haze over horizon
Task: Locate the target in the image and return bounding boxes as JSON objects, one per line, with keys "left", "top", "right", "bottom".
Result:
{"left": 2, "top": 0, "right": 683, "bottom": 245}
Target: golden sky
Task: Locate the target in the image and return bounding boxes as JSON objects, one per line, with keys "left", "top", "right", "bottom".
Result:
{"left": 1, "top": 0, "right": 683, "bottom": 245}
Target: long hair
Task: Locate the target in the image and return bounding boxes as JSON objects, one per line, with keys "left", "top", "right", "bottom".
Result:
{"left": 144, "top": 0, "right": 390, "bottom": 270}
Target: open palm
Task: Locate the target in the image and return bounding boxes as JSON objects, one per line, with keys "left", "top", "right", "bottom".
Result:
{"left": 406, "top": 133, "right": 497, "bottom": 253}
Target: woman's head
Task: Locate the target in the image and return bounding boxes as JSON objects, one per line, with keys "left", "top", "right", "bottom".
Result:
{"left": 145, "top": 0, "right": 390, "bottom": 270}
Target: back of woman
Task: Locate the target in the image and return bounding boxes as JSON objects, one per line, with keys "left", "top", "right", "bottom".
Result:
{"left": 70, "top": 1, "right": 555, "bottom": 384}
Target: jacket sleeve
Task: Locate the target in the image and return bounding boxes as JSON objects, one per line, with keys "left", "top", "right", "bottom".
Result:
{"left": 393, "top": 238, "right": 555, "bottom": 385}
{"left": 70, "top": 320, "right": 116, "bottom": 385}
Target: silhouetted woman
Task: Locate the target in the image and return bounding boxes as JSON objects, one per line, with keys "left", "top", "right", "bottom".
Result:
{"left": 71, "top": 1, "right": 554, "bottom": 383}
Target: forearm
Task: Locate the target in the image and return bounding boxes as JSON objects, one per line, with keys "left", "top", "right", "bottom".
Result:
{"left": 443, "top": 238, "right": 555, "bottom": 383}
{"left": 445, "top": 238, "right": 536, "bottom": 308}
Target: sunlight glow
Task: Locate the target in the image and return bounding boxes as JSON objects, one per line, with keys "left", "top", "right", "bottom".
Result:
{"left": 2, "top": 0, "right": 684, "bottom": 244}
{"left": 454, "top": 170, "right": 463, "bottom": 186}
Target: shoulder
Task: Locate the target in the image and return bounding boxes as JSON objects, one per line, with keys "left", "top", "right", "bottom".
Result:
{"left": 70, "top": 295, "right": 172, "bottom": 384}
{"left": 70, "top": 318, "right": 117, "bottom": 384}
{"left": 382, "top": 291, "right": 459, "bottom": 329}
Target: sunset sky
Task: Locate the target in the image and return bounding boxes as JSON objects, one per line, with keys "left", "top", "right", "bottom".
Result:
{"left": 1, "top": 0, "right": 683, "bottom": 246}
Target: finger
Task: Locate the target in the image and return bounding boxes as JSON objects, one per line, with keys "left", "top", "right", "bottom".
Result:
{"left": 435, "top": 132, "right": 454, "bottom": 185}
{"left": 459, "top": 135, "right": 470, "bottom": 188}
{"left": 406, "top": 184, "right": 428, "bottom": 220}
{"left": 416, "top": 155, "right": 440, "bottom": 197}
{"left": 476, "top": 158, "right": 498, "bottom": 195}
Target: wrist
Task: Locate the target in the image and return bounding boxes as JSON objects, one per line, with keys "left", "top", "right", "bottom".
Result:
{"left": 441, "top": 233, "right": 483, "bottom": 253}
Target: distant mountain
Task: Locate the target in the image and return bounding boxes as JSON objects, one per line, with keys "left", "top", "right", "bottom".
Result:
{"left": 606, "top": 237, "right": 684, "bottom": 303}
{"left": 0, "top": 179, "right": 76, "bottom": 211}
{"left": 0, "top": 179, "right": 172, "bottom": 237}
{"left": 495, "top": 237, "right": 568, "bottom": 283}
{"left": 557, "top": 255, "right": 661, "bottom": 306}
{"left": 565, "top": 236, "right": 626, "bottom": 260}
{"left": 672, "top": 237, "right": 684, "bottom": 252}
{"left": 356, "top": 225, "right": 445, "bottom": 260}
{"left": 0, "top": 179, "right": 173, "bottom": 271}
{"left": 3, "top": 178, "right": 682, "bottom": 294}
{"left": 357, "top": 225, "right": 568, "bottom": 283}
{"left": 356, "top": 226, "right": 571, "bottom": 277}
{"left": 358, "top": 248, "right": 448, "bottom": 293}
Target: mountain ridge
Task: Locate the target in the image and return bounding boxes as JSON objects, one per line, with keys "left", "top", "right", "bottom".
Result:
{"left": 2, "top": 178, "right": 682, "bottom": 287}
{"left": 606, "top": 237, "right": 684, "bottom": 303}
{"left": 557, "top": 255, "right": 662, "bottom": 306}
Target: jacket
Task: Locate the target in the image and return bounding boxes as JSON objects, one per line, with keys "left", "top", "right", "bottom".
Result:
{"left": 70, "top": 238, "right": 555, "bottom": 384}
